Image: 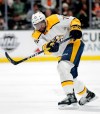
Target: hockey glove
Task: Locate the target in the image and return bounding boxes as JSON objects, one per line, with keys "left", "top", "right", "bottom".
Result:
{"left": 46, "top": 41, "right": 59, "bottom": 52}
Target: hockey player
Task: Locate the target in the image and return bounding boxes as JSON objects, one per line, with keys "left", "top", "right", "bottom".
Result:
{"left": 31, "top": 12, "right": 96, "bottom": 109}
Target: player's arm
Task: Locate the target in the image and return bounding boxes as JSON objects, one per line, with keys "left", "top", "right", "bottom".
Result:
{"left": 69, "top": 18, "right": 82, "bottom": 40}
{"left": 32, "top": 31, "right": 59, "bottom": 55}
{"left": 34, "top": 37, "right": 59, "bottom": 55}
{"left": 32, "top": 30, "right": 47, "bottom": 50}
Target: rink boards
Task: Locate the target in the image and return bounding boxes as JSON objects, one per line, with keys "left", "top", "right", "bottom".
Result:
{"left": 0, "top": 30, "right": 100, "bottom": 63}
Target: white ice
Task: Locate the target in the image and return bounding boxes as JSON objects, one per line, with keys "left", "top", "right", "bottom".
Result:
{"left": 0, "top": 61, "right": 100, "bottom": 114}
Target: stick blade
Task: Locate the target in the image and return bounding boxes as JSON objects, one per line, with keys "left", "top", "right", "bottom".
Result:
{"left": 5, "top": 52, "right": 18, "bottom": 65}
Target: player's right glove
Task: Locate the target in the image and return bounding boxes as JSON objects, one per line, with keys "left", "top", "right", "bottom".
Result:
{"left": 42, "top": 41, "right": 59, "bottom": 55}
{"left": 46, "top": 41, "right": 59, "bottom": 52}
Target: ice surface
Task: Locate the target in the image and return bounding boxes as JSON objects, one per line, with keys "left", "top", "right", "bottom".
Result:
{"left": 0, "top": 61, "right": 100, "bottom": 114}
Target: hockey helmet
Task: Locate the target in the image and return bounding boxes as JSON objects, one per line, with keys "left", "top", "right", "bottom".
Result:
{"left": 32, "top": 12, "right": 46, "bottom": 30}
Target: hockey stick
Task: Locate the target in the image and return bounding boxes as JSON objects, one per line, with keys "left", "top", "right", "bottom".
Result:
{"left": 5, "top": 36, "right": 72, "bottom": 65}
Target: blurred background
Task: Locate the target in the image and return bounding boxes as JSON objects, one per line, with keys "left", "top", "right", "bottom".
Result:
{"left": 0, "top": 0, "right": 100, "bottom": 62}
{"left": 0, "top": 0, "right": 99, "bottom": 30}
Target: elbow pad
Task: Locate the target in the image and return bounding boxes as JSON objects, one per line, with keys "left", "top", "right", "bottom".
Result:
{"left": 70, "top": 18, "right": 82, "bottom": 39}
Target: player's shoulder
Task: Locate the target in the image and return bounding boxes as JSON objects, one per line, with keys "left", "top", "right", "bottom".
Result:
{"left": 46, "top": 14, "right": 60, "bottom": 28}
{"left": 70, "top": 17, "right": 81, "bottom": 26}
{"left": 32, "top": 30, "right": 42, "bottom": 40}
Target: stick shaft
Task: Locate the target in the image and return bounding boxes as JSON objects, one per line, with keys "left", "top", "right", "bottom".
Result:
{"left": 5, "top": 36, "right": 72, "bottom": 65}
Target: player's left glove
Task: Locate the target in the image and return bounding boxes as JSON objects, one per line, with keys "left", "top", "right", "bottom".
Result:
{"left": 46, "top": 41, "right": 59, "bottom": 52}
